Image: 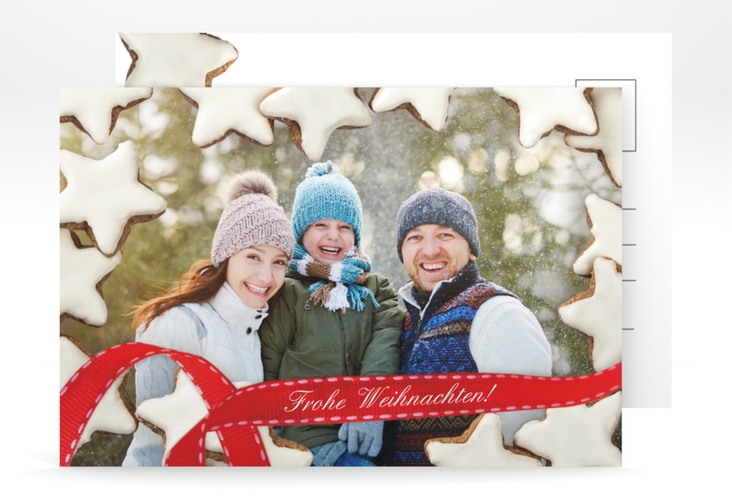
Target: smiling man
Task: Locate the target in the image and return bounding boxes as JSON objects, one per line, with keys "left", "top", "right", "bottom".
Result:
{"left": 381, "top": 187, "right": 553, "bottom": 466}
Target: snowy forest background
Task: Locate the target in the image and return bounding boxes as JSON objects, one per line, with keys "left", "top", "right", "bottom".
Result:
{"left": 60, "top": 87, "right": 621, "bottom": 465}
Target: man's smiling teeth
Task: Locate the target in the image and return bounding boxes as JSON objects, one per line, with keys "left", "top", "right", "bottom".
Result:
{"left": 320, "top": 246, "right": 340, "bottom": 254}
{"left": 245, "top": 283, "right": 268, "bottom": 294}
{"left": 421, "top": 263, "right": 445, "bottom": 271}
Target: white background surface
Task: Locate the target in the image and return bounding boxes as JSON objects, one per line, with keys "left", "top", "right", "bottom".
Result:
{"left": 1, "top": 0, "right": 730, "bottom": 496}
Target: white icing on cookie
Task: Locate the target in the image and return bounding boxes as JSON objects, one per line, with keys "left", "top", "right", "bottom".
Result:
{"left": 369, "top": 87, "right": 455, "bottom": 131}
{"left": 60, "top": 229, "right": 122, "bottom": 326}
{"left": 573, "top": 194, "right": 622, "bottom": 276}
{"left": 259, "top": 88, "right": 373, "bottom": 161}
{"left": 559, "top": 257, "right": 622, "bottom": 372}
{"left": 206, "top": 457, "right": 229, "bottom": 466}
{"left": 60, "top": 335, "right": 137, "bottom": 451}
{"left": 179, "top": 87, "right": 276, "bottom": 147}
{"left": 493, "top": 87, "right": 598, "bottom": 148}
{"left": 514, "top": 391, "right": 622, "bottom": 466}
{"left": 60, "top": 141, "right": 167, "bottom": 256}
{"left": 136, "top": 372, "right": 312, "bottom": 466}
{"left": 60, "top": 87, "right": 153, "bottom": 144}
{"left": 425, "top": 413, "right": 543, "bottom": 467}
{"left": 119, "top": 33, "right": 238, "bottom": 87}
{"left": 135, "top": 370, "right": 209, "bottom": 464}
{"left": 565, "top": 88, "right": 623, "bottom": 186}
{"left": 205, "top": 424, "right": 313, "bottom": 468}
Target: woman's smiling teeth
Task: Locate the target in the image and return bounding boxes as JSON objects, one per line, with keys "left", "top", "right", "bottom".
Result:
{"left": 320, "top": 246, "right": 341, "bottom": 255}
{"left": 245, "top": 282, "right": 269, "bottom": 294}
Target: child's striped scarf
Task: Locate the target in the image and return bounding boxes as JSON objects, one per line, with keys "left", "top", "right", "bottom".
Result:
{"left": 289, "top": 244, "right": 380, "bottom": 312}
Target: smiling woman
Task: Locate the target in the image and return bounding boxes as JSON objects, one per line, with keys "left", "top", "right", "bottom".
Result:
{"left": 121, "top": 171, "right": 295, "bottom": 466}
{"left": 226, "top": 246, "right": 288, "bottom": 308}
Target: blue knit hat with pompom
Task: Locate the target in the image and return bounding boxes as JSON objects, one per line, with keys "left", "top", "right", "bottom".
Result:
{"left": 291, "top": 161, "right": 363, "bottom": 246}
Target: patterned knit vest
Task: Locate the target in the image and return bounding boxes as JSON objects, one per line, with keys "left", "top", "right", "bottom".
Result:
{"left": 386, "top": 262, "right": 517, "bottom": 466}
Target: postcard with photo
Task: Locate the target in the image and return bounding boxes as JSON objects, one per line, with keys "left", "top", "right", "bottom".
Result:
{"left": 60, "top": 33, "right": 622, "bottom": 468}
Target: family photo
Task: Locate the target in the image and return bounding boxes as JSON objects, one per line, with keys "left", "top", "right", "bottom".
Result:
{"left": 60, "top": 82, "right": 622, "bottom": 466}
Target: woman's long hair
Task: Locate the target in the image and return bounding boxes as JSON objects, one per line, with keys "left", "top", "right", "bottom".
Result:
{"left": 130, "top": 259, "right": 228, "bottom": 331}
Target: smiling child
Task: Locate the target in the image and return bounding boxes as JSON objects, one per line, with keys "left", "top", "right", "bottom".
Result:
{"left": 259, "top": 161, "right": 404, "bottom": 466}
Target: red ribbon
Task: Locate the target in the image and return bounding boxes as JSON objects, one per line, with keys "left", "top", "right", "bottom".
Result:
{"left": 60, "top": 342, "right": 621, "bottom": 466}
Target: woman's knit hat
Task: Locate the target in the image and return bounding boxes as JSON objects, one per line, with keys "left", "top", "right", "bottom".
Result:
{"left": 291, "top": 161, "right": 363, "bottom": 246}
{"left": 395, "top": 187, "right": 480, "bottom": 262}
{"left": 211, "top": 171, "right": 295, "bottom": 267}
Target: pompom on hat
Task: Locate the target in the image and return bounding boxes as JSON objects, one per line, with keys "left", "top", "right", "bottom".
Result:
{"left": 211, "top": 171, "right": 295, "bottom": 267}
{"left": 395, "top": 187, "right": 480, "bottom": 262}
{"left": 291, "top": 161, "right": 363, "bottom": 246}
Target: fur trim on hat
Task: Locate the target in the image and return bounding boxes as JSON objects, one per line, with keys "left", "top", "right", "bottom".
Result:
{"left": 223, "top": 170, "right": 278, "bottom": 204}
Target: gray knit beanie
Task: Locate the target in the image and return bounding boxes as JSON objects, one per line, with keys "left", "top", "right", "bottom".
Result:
{"left": 396, "top": 187, "right": 480, "bottom": 262}
{"left": 211, "top": 171, "right": 295, "bottom": 267}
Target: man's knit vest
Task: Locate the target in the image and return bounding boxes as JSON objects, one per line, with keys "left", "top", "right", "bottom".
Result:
{"left": 383, "top": 262, "right": 517, "bottom": 466}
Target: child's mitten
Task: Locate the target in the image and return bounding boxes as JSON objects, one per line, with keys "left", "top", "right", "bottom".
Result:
{"left": 311, "top": 440, "right": 347, "bottom": 466}
{"left": 338, "top": 421, "right": 384, "bottom": 457}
